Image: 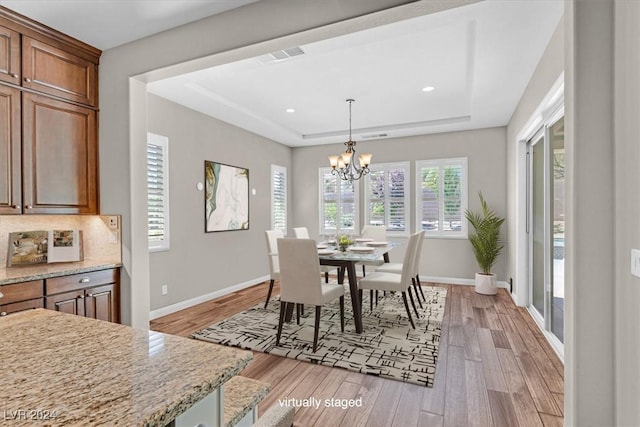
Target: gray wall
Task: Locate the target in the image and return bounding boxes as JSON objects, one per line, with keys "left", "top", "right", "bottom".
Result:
{"left": 506, "top": 16, "right": 564, "bottom": 304}
{"left": 147, "top": 94, "right": 291, "bottom": 310}
{"left": 614, "top": 2, "right": 640, "bottom": 425}
{"left": 292, "top": 127, "right": 507, "bottom": 281}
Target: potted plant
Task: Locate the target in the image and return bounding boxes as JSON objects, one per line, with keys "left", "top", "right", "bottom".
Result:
{"left": 464, "top": 192, "right": 505, "bottom": 295}
{"left": 338, "top": 234, "right": 353, "bottom": 252}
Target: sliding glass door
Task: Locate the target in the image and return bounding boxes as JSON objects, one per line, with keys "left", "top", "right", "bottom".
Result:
{"left": 527, "top": 115, "right": 564, "bottom": 345}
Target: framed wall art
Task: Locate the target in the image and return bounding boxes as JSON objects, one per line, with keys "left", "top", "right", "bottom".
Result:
{"left": 204, "top": 161, "right": 249, "bottom": 232}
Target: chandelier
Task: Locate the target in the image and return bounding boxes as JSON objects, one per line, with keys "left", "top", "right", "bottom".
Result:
{"left": 328, "top": 99, "right": 372, "bottom": 182}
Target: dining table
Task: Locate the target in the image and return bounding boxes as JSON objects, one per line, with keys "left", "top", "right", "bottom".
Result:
{"left": 285, "top": 241, "right": 398, "bottom": 334}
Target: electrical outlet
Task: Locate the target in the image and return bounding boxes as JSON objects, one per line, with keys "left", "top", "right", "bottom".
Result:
{"left": 631, "top": 249, "right": 640, "bottom": 278}
{"left": 107, "top": 216, "right": 118, "bottom": 230}
{"left": 162, "top": 285, "right": 168, "bottom": 295}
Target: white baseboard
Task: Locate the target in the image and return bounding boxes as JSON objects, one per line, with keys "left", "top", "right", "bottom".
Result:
{"left": 149, "top": 275, "right": 270, "bottom": 320}
{"left": 419, "top": 275, "right": 510, "bottom": 289}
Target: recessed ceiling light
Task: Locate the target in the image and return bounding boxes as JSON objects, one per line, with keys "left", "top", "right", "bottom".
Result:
{"left": 422, "top": 86, "right": 435, "bottom": 92}
{"left": 286, "top": 108, "right": 296, "bottom": 113}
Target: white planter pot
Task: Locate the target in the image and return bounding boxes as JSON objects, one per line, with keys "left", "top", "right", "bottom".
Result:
{"left": 475, "top": 273, "right": 497, "bottom": 295}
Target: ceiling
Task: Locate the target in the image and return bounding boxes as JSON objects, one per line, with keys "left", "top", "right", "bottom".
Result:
{"left": 0, "top": 0, "right": 259, "bottom": 49}
{"left": 1, "top": 0, "right": 563, "bottom": 148}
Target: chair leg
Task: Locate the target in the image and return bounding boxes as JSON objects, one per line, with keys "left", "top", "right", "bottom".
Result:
{"left": 370, "top": 290, "right": 374, "bottom": 312}
{"left": 300, "top": 304, "right": 304, "bottom": 316}
{"left": 362, "top": 265, "right": 366, "bottom": 277}
{"left": 325, "top": 271, "right": 329, "bottom": 283}
{"left": 375, "top": 290, "right": 379, "bottom": 306}
{"left": 339, "top": 296, "right": 345, "bottom": 333}
{"left": 313, "top": 306, "right": 321, "bottom": 352}
{"left": 264, "top": 279, "right": 275, "bottom": 308}
{"left": 412, "top": 278, "right": 424, "bottom": 309}
{"left": 296, "top": 304, "right": 301, "bottom": 325}
{"left": 407, "top": 287, "right": 420, "bottom": 319}
{"left": 276, "top": 301, "right": 287, "bottom": 346}
{"left": 416, "top": 275, "right": 427, "bottom": 302}
{"left": 401, "top": 292, "right": 416, "bottom": 329}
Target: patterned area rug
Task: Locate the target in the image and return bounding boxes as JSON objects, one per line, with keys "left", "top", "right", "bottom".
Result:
{"left": 192, "top": 285, "right": 447, "bottom": 387}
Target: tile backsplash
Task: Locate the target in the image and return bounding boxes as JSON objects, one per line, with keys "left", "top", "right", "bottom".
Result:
{"left": 0, "top": 215, "right": 121, "bottom": 268}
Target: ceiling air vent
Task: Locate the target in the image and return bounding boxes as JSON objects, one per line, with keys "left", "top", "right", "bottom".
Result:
{"left": 259, "top": 47, "right": 305, "bottom": 64}
{"left": 362, "top": 133, "right": 389, "bottom": 139}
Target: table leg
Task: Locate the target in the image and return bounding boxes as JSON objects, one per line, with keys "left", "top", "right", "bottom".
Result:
{"left": 383, "top": 252, "right": 390, "bottom": 263}
{"left": 345, "top": 262, "right": 363, "bottom": 333}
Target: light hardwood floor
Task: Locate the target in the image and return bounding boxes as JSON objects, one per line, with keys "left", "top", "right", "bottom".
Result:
{"left": 151, "top": 281, "right": 564, "bottom": 427}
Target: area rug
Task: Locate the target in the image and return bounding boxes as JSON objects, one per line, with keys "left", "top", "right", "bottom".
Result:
{"left": 192, "top": 285, "right": 447, "bottom": 387}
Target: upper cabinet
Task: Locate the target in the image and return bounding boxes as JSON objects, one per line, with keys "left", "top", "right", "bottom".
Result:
{"left": 0, "top": 24, "right": 20, "bottom": 85}
{"left": 0, "top": 7, "right": 101, "bottom": 215}
{"left": 22, "top": 36, "right": 98, "bottom": 107}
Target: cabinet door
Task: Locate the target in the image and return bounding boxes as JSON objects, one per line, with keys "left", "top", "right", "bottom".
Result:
{"left": 46, "top": 290, "right": 85, "bottom": 316}
{"left": 22, "top": 92, "right": 98, "bottom": 214}
{"left": 0, "top": 25, "right": 20, "bottom": 85}
{"left": 22, "top": 36, "right": 97, "bottom": 107}
{"left": 0, "top": 84, "right": 21, "bottom": 214}
{"left": 85, "top": 284, "right": 119, "bottom": 323}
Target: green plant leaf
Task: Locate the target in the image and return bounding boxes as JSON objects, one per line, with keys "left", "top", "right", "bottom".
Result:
{"left": 464, "top": 192, "right": 505, "bottom": 275}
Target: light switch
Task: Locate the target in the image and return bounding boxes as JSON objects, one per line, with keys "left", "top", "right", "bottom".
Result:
{"left": 631, "top": 249, "right": 640, "bottom": 278}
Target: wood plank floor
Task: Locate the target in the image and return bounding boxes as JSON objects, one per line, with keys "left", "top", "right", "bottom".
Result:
{"left": 150, "top": 281, "right": 564, "bottom": 427}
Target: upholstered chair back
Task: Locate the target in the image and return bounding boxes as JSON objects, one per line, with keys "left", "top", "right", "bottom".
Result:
{"left": 361, "top": 225, "right": 386, "bottom": 242}
{"left": 265, "top": 230, "right": 284, "bottom": 278}
{"left": 277, "top": 238, "right": 323, "bottom": 305}
{"left": 292, "top": 227, "right": 310, "bottom": 239}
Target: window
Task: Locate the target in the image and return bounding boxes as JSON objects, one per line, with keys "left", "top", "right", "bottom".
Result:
{"left": 319, "top": 168, "right": 359, "bottom": 236}
{"left": 271, "top": 165, "right": 287, "bottom": 233}
{"left": 364, "top": 162, "right": 410, "bottom": 235}
{"left": 416, "top": 157, "right": 468, "bottom": 238}
{"left": 147, "top": 133, "right": 170, "bottom": 251}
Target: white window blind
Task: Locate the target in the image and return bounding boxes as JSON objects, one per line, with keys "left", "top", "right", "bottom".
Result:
{"left": 364, "top": 162, "right": 410, "bottom": 236}
{"left": 416, "top": 157, "right": 467, "bottom": 238}
{"left": 271, "top": 165, "right": 287, "bottom": 234}
{"left": 147, "top": 133, "right": 170, "bottom": 251}
{"left": 319, "top": 168, "right": 359, "bottom": 235}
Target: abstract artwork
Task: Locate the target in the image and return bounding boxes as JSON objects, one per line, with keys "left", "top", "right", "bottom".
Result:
{"left": 205, "top": 161, "right": 249, "bottom": 232}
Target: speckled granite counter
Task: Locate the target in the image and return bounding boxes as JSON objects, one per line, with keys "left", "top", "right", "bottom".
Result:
{"left": 0, "top": 260, "right": 122, "bottom": 285}
{"left": 0, "top": 309, "right": 253, "bottom": 426}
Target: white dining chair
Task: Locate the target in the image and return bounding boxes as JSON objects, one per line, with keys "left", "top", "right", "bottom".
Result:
{"left": 292, "top": 226, "right": 337, "bottom": 283}
{"left": 356, "top": 225, "right": 387, "bottom": 277}
{"left": 358, "top": 231, "right": 422, "bottom": 329}
{"left": 376, "top": 230, "right": 427, "bottom": 305}
{"left": 275, "top": 238, "right": 345, "bottom": 352}
{"left": 264, "top": 229, "right": 284, "bottom": 308}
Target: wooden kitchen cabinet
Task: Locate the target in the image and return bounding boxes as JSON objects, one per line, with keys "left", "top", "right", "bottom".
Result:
{"left": 0, "top": 24, "right": 20, "bottom": 85}
{"left": 0, "top": 83, "right": 21, "bottom": 214}
{"left": 22, "top": 92, "right": 98, "bottom": 214}
{"left": 0, "top": 7, "right": 101, "bottom": 215}
{"left": 22, "top": 36, "right": 98, "bottom": 107}
{"left": 45, "top": 268, "right": 120, "bottom": 323}
{"left": 0, "top": 279, "right": 44, "bottom": 316}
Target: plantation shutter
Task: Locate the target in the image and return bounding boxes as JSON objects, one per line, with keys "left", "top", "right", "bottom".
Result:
{"left": 271, "top": 165, "right": 287, "bottom": 233}
{"left": 319, "top": 168, "right": 359, "bottom": 235}
{"left": 364, "top": 162, "right": 409, "bottom": 235}
{"left": 147, "top": 133, "right": 169, "bottom": 251}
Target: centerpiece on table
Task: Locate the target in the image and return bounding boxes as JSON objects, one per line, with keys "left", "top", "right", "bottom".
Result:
{"left": 338, "top": 234, "right": 354, "bottom": 252}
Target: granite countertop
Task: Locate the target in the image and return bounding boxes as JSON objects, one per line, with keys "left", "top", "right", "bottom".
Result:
{"left": 0, "top": 259, "right": 123, "bottom": 285}
{"left": 0, "top": 309, "right": 253, "bottom": 426}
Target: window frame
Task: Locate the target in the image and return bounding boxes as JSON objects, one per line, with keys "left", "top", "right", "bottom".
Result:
{"left": 147, "top": 132, "right": 170, "bottom": 252}
{"left": 271, "top": 164, "right": 288, "bottom": 235}
{"left": 415, "top": 157, "right": 468, "bottom": 239}
{"left": 318, "top": 167, "right": 360, "bottom": 236}
{"left": 363, "top": 161, "right": 410, "bottom": 237}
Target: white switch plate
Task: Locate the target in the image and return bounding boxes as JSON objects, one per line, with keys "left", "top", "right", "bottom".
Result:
{"left": 162, "top": 285, "right": 168, "bottom": 295}
{"left": 631, "top": 249, "right": 640, "bottom": 278}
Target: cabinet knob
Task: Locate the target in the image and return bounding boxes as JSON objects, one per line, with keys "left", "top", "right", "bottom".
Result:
{"left": 87, "top": 293, "right": 94, "bottom": 298}
{"left": 24, "top": 78, "right": 32, "bottom": 83}
{"left": 11, "top": 73, "right": 18, "bottom": 78}
{"left": 12, "top": 205, "right": 20, "bottom": 210}
{"left": 80, "top": 277, "right": 91, "bottom": 283}
{"left": 0, "top": 291, "right": 4, "bottom": 298}
{"left": 77, "top": 295, "right": 85, "bottom": 299}
{"left": 0, "top": 312, "right": 6, "bottom": 317}
{"left": 25, "top": 205, "right": 33, "bottom": 209}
